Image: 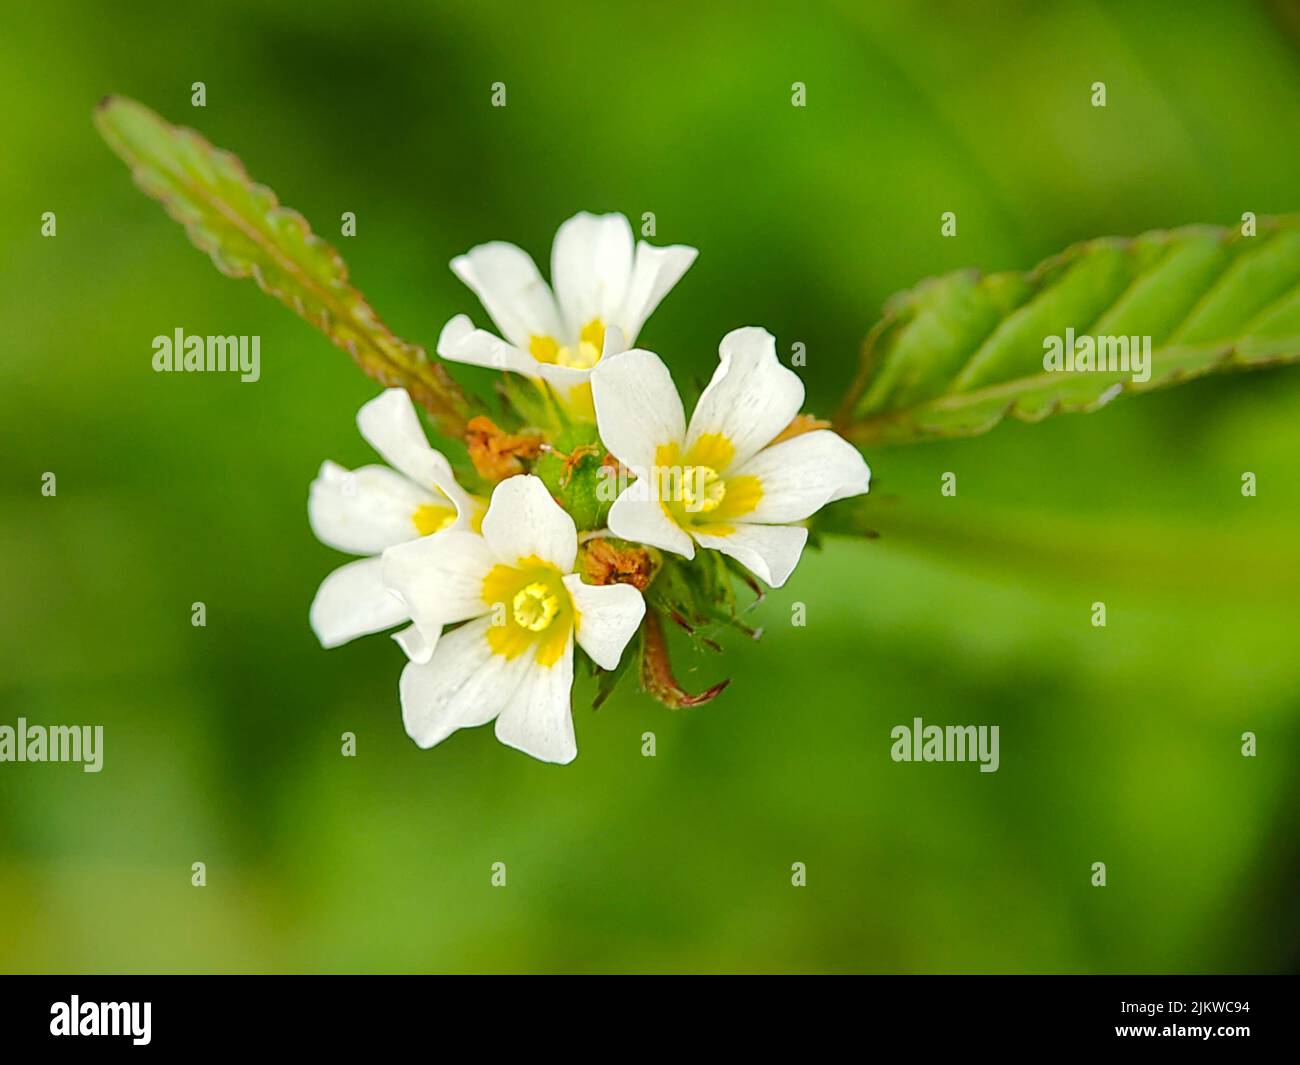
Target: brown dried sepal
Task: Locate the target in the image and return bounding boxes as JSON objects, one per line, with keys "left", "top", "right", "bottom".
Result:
{"left": 466, "top": 416, "right": 544, "bottom": 482}
{"left": 580, "top": 537, "right": 659, "bottom": 591}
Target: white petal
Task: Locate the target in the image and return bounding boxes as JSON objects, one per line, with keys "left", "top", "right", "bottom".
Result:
{"left": 615, "top": 242, "right": 698, "bottom": 343}
{"left": 535, "top": 361, "right": 591, "bottom": 400}
{"left": 590, "top": 348, "right": 686, "bottom": 472}
{"left": 551, "top": 212, "right": 634, "bottom": 337}
{"left": 431, "top": 469, "right": 481, "bottom": 535}
{"left": 691, "top": 522, "right": 808, "bottom": 588}
{"left": 562, "top": 575, "right": 645, "bottom": 670}
{"left": 356, "top": 388, "right": 458, "bottom": 493}
{"left": 437, "top": 314, "right": 541, "bottom": 379}
{"left": 392, "top": 623, "right": 433, "bottom": 662}
{"left": 450, "top": 241, "right": 563, "bottom": 349}
{"left": 601, "top": 323, "right": 627, "bottom": 358}
{"left": 382, "top": 530, "right": 496, "bottom": 661}
{"left": 355, "top": 389, "right": 479, "bottom": 532}
{"left": 686, "top": 327, "right": 805, "bottom": 470}
{"left": 309, "top": 557, "right": 409, "bottom": 649}
{"left": 308, "top": 460, "right": 431, "bottom": 555}
{"left": 494, "top": 637, "right": 577, "bottom": 764}
{"left": 730, "top": 431, "right": 871, "bottom": 524}
{"left": 531, "top": 322, "right": 629, "bottom": 408}
{"left": 400, "top": 616, "right": 531, "bottom": 749}
{"left": 606, "top": 477, "right": 695, "bottom": 558}
{"left": 480, "top": 475, "right": 577, "bottom": 572}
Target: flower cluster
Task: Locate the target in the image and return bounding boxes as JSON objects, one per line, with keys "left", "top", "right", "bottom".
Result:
{"left": 309, "top": 212, "right": 870, "bottom": 764}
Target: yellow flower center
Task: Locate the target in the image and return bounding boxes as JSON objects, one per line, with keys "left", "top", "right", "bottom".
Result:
{"left": 511, "top": 581, "right": 560, "bottom": 632}
{"left": 681, "top": 465, "right": 726, "bottom": 513}
{"left": 412, "top": 503, "right": 457, "bottom": 536}
{"left": 482, "top": 558, "right": 574, "bottom": 666}
{"left": 529, "top": 318, "right": 606, "bottom": 370}
{"left": 651, "top": 439, "right": 765, "bottom": 533}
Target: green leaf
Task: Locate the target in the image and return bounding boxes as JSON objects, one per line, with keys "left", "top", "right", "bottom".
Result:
{"left": 94, "top": 95, "right": 477, "bottom": 439}
{"left": 837, "top": 216, "right": 1300, "bottom": 445}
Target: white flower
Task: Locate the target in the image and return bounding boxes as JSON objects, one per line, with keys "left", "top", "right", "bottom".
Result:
{"left": 436, "top": 211, "right": 697, "bottom": 400}
{"left": 382, "top": 475, "right": 645, "bottom": 765}
{"left": 308, "top": 388, "right": 480, "bottom": 661}
{"left": 590, "top": 327, "right": 871, "bottom": 588}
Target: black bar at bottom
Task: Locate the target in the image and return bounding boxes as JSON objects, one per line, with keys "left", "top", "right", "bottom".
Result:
{"left": 0, "top": 974, "right": 1290, "bottom": 1052}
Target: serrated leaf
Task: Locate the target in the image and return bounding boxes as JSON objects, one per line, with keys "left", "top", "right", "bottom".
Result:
{"left": 837, "top": 217, "right": 1300, "bottom": 445}
{"left": 94, "top": 95, "right": 476, "bottom": 439}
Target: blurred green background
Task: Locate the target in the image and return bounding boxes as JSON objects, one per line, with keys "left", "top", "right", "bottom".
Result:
{"left": 2, "top": 0, "right": 1298, "bottom": 973}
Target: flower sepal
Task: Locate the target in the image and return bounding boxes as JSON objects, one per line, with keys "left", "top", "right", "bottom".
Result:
{"left": 577, "top": 536, "right": 660, "bottom": 591}
{"left": 647, "top": 549, "right": 764, "bottom": 647}
{"left": 638, "top": 608, "right": 731, "bottom": 710}
{"left": 497, "top": 371, "right": 569, "bottom": 435}
{"left": 465, "top": 415, "right": 544, "bottom": 483}
{"left": 534, "top": 424, "right": 617, "bottom": 531}
{"left": 609, "top": 548, "right": 761, "bottom": 710}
